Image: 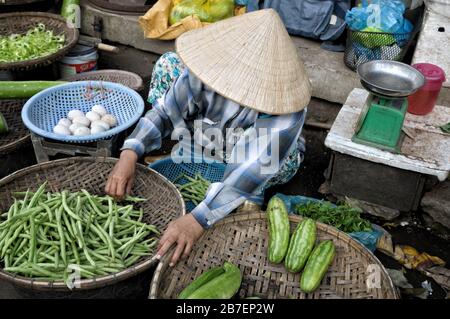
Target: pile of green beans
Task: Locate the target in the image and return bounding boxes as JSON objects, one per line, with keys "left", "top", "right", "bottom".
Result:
{"left": 174, "top": 173, "right": 211, "bottom": 206}
{"left": 0, "top": 182, "right": 159, "bottom": 282}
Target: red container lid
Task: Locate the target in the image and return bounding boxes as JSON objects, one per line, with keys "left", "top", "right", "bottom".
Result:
{"left": 412, "top": 63, "right": 446, "bottom": 84}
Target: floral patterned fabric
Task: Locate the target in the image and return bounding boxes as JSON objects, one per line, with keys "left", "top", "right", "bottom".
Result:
{"left": 147, "top": 52, "right": 305, "bottom": 190}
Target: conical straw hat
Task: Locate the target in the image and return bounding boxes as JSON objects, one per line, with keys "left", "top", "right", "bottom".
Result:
{"left": 175, "top": 8, "right": 312, "bottom": 115}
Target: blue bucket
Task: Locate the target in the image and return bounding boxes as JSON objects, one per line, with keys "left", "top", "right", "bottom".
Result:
{"left": 149, "top": 157, "right": 226, "bottom": 212}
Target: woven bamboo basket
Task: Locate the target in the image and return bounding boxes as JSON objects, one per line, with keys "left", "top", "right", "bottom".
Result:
{"left": 150, "top": 212, "right": 399, "bottom": 299}
{"left": 61, "top": 70, "right": 144, "bottom": 92}
{"left": 0, "top": 157, "right": 185, "bottom": 293}
{"left": 0, "top": 99, "right": 30, "bottom": 155}
{"left": 0, "top": 12, "right": 79, "bottom": 71}
{"left": 0, "top": 99, "right": 36, "bottom": 179}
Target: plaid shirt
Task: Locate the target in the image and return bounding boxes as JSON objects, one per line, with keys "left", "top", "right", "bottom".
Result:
{"left": 122, "top": 69, "right": 306, "bottom": 229}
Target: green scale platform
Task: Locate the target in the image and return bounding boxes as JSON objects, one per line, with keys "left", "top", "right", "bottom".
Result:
{"left": 352, "top": 94, "right": 408, "bottom": 153}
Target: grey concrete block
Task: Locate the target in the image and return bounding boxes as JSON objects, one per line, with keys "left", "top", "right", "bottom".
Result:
{"left": 421, "top": 180, "right": 450, "bottom": 229}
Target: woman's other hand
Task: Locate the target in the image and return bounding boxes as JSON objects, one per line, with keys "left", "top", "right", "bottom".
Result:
{"left": 105, "top": 150, "right": 138, "bottom": 200}
{"left": 156, "top": 214, "right": 204, "bottom": 266}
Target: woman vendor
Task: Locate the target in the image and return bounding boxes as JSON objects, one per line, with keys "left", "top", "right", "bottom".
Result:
{"left": 105, "top": 9, "right": 312, "bottom": 266}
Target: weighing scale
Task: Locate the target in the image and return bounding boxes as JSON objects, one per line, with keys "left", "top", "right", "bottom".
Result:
{"left": 352, "top": 61, "right": 425, "bottom": 153}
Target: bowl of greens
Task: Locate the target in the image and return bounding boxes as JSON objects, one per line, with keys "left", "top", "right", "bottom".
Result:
{"left": 0, "top": 12, "right": 78, "bottom": 70}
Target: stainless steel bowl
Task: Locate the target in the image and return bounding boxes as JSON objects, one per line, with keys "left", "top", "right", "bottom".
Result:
{"left": 357, "top": 60, "right": 425, "bottom": 98}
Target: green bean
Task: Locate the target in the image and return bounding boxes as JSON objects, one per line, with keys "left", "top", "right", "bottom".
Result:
{"left": 70, "top": 241, "right": 80, "bottom": 265}
{"left": 27, "top": 182, "right": 47, "bottom": 209}
{"left": 28, "top": 217, "right": 36, "bottom": 263}
{"left": 12, "top": 247, "right": 30, "bottom": 267}
{"left": 62, "top": 191, "right": 82, "bottom": 222}
{"left": 55, "top": 206, "right": 67, "bottom": 265}
{"left": 1, "top": 185, "right": 159, "bottom": 281}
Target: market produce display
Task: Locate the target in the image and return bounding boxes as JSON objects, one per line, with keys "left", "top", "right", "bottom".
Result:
{"left": 284, "top": 218, "right": 316, "bottom": 273}
{"left": 169, "top": 0, "right": 235, "bottom": 25}
{"left": 0, "top": 182, "right": 159, "bottom": 281}
{"left": 0, "top": 24, "right": 65, "bottom": 63}
{"left": 293, "top": 201, "right": 372, "bottom": 233}
{"left": 267, "top": 196, "right": 290, "bottom": 264}
{"left": 267, "top": 196, "right": 336, "bottom": 293}
{"left": 53, "top": 105, "right": 118, "bottom": 136}
{"left": 178, "top": 261, "right": 242, "bottom": 299}
{"left": 300, "top": 240, "right": 336, "bottom": 293}
{"left": 0, "top": 112, "right": 8, "bottom": 135}
{"left": 174, "top": 173, "right": 211, "bottom": 206}
{"left": 0, "top": 81, "right": 67, "bottom": 99}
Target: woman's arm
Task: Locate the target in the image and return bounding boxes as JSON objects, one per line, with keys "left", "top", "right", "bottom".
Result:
{"left": 191, "top": 110, "right": 307, "bottom": 228}
{"left": 121, "top": 68, "right": 203, "bottom": 157}
{"left": 106, "top": 69, "right": 203, "bottom": 198}
{"left": 156, "top": 110, "right": 307, "bottom": 266}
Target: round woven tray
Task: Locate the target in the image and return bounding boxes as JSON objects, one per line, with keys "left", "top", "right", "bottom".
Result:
{"left": 61, "top": 70, "right": 144, "bottom": 92}
{"left": 1, "top": 0, "right": 47, "bottom": 4}
{"left": 150, "top": 212, "right": 399, "bottom": 299}
{"left": 0, "top": 12, "right": 79, "bottom": 71}
{"left": 0, "top": 157, "right": 185, "bottom": 291}
{"left": 0, "top": 99, "right": 30, "bottom": 155}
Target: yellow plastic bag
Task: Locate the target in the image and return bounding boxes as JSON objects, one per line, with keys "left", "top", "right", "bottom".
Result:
{"left": 138, "top": 0, "right": 245, "bottom": 40}
{"left": 169, "top": 0, "right": 234, "bottom": 25}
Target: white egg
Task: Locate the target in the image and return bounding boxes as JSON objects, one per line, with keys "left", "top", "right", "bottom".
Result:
{"left": 68, "top": 109, "right": 84, "bottom": 121}
{"left": 57, "top": 118, "right": 72, "bottom": 128}
{"left": 73, "top": 116, "right": 91, "bottom": 127}
{"left": 86, "top": 111, "right": 101, "bottom": 122}
{"left": 90, "top": 125, "right": 106, "bottom": 135}
{"left": 91, "top": 105, "right": 107, "bottom": 117}
{"left": 74, "top": 126, "right": 91, "bottom": 136}
{"left": 91, "top": 120, "right": 110, "bottom": 131}
{"left": 69, "top": 123, "right": 83, "bottom": 134}
{"left": 53, "top": 124, "right": 71, "bottom": 135}
{"left": 101, "top": 114, "right": 118, "bottom": 127}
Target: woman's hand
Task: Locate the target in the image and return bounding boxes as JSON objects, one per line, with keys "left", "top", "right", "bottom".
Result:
{"left": 105, "top": 150, "right": 138, "bottom": 200}
{"left": 156, "top": 214, "right": 204, "bottom": 266}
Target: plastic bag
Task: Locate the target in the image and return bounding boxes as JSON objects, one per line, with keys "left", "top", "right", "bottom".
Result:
{"left": 139, "top": 0, "right": 245, "bottom": 40}
{"left": 169, "top": 0, "right": 235, "bottom": 25}
{"left": 346, "top": 0, "right": 412, "bottom": 33}
{"left": 274, "top": 193, "right": 383, "bottom": 252}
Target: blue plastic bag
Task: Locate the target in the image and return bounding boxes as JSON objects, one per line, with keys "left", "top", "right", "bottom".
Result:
{"left": 235, "top": 0, "right": 249, "bottom": 5}
{"left": 346, "top": 0, "right": 412, "bottom": 33}
{"left": 274, "top": 193, "right": 383, "bottom": 252}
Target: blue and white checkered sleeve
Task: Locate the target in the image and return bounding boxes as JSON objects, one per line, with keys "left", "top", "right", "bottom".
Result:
{"left": 191, "top": 111, "right": 306, "bottom": 229}
{"left": 121, "top": 69, "right": 203, "bottom": 158}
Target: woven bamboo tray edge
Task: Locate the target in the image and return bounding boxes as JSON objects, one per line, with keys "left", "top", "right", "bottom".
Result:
{"left": 0, "top": 156, "right": 186, "bottom": 292}
{"left": 149, "top": 212, "right": 399, "bottom": 299}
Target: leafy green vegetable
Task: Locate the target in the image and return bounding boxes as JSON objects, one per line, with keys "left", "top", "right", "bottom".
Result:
{"left": 293, "top": 201, "right": 372, "bottom": 233}
{"left": 0, "top": 23, "right": 65, "bottom": 63}
{"left": 440, "top": 122, "right": 450, "bottom": 134}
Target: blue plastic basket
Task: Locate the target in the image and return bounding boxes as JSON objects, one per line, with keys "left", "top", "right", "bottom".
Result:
{"left": 149, "top": 157, "right": 226, "bottom": 212}
{"left": 21, "top": 81, "right": 145, "bottom": 143}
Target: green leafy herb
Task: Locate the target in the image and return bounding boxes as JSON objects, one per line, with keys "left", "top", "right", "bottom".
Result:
{"left": 293, "top": 201, "right": 372, "bottom": 233}
{"left": 0, "top": 23, "right": 65, "bottom": 63}
{"left": 440, "top": 122, "right": 450, "bottom": 134}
